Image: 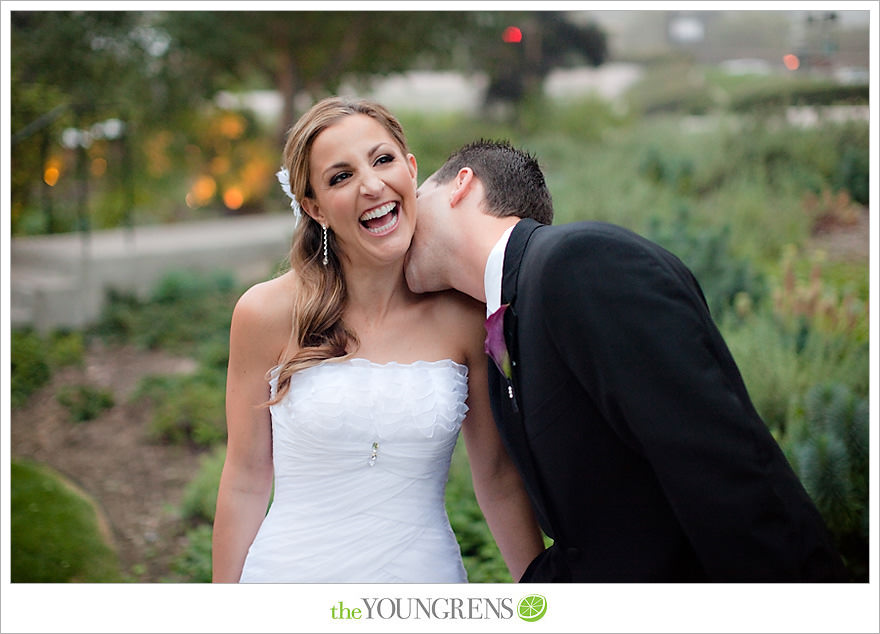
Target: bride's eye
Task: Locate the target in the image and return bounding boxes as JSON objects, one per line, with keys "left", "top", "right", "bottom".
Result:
{"left": 329, "top": 171, "right": 351, "bottom": 186}
{"left": 374, "top": 154, "right": 394, "bottom": 166}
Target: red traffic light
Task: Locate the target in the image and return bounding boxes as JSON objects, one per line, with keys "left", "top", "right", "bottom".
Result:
{"left": 502, "top": 26, "right": 522, "bottom": 43}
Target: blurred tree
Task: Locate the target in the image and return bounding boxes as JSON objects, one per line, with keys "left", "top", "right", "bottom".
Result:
{"left": 156, "top": 11, "right": 477, "bottom": 141}
{"left": 11, "top": 11, "right": 164, "bottom": 233}
{"left": 478, "top": 11, "right": 608, "bottom": 107}
{"left": 10, "top": 10, "right": 607, "bottom": 233}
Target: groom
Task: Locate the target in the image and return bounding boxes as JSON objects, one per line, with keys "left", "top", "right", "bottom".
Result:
{"left": 404, "top": 140, "right": 849, "bottom": 582}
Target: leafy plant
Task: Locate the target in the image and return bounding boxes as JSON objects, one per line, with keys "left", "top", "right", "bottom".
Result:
{"left": 56, "top": 384, "right": 115, "bottom": 423}
{"left": 133, "top": 371, "right": 226, "bottom": 447}
{"left": 169, "top": 524, "right": 213, "bottom": 583}
{"left": 646, "top": 205, "right": 766, "bottom": 319}
{"left": 47, "top": 330, "right": 86, "bottom": 367}
{"left": 833, "top": 142, "right": 869, "bottom": 206}
{"left": 722, "top": 305, "right": 868, "bottom": 434}
{"left": 92, "top": 269, "right": 240, "bottom": 358}
{"left": 638, "top": 146, "right": 696, "bottom": 195}
{"left": 180, "top": 445, "right": 226, "bottom": 524}
{"left": 772, "top": 245, "right": 868, "bottom": 341}
{"left": 10, "top": 329, "right": 51, "bottom": 408}
{"left": 781, "top": 383, "right": 868, "bottom": 581}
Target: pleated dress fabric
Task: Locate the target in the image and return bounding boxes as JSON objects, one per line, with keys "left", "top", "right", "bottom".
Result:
{"left": 239, "top": 358, "right": 469, "bottom": 583}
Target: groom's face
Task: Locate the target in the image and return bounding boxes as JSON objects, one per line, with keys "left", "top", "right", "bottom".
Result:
{"left": 404, "top": 174, "right": 451, "bottom": 294}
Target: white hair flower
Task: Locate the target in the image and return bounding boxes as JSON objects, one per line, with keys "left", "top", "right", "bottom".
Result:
{"left": 276, "top": 167, "right": 302, "bottom": 218}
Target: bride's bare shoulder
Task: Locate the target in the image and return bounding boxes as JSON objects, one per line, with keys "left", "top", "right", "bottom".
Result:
{"left": 232, "top": 271, "right": 297, "bottom": 333}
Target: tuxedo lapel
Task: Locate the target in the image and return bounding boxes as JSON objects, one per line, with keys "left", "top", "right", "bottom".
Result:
{"left": 501, "top": 219, "right": 542, "bottom": 306}
{"left": 494, "top": 219, "right": 560, "bottom": 540}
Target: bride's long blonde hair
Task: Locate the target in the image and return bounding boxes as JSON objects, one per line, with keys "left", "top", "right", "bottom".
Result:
{"left": 269, "top": 97, "right": 411, "bottom": 403}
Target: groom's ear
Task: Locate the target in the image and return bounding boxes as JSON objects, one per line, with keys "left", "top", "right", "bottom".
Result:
{"left": 449, "top": 168, "right": 475, "bottom": 208}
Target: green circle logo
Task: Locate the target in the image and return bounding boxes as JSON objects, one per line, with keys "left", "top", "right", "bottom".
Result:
{"left": 517, "top": 594, "right": 547, "bottom": 622}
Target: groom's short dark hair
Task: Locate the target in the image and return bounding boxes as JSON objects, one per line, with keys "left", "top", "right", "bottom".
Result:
{"left": 432, "top": 140, "right": 553, "bottom": 225}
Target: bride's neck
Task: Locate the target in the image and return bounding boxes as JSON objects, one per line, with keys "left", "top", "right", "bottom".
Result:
{"left": 343, "top": 264, "right": 412, "bottom": 325}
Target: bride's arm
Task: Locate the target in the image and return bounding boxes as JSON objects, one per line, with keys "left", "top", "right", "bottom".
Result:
{"left": 212, "top": 282, "right": 280, "bottom": 582}
{"left": 458, "top": 301, "right": 545, "bottom": 581}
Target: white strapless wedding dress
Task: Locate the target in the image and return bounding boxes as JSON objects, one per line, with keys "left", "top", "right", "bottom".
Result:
{"left": 239, "top": 358, "right": 469, "bottom": 583}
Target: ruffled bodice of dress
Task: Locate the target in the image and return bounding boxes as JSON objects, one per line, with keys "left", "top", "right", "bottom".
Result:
{"left": 239, "top": 357, "right": 470, "bottom": 583}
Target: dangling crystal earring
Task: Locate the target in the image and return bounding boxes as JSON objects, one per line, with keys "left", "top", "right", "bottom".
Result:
{"left": 322, "top": 223, "right": 329, "bottom": 266}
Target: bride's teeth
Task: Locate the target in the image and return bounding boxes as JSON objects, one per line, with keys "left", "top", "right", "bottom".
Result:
{"left": 359, "top": 202, "right": 396, "bottom": 222}
{"left": 365, "top": 213, "right": 398, "bottom": 234}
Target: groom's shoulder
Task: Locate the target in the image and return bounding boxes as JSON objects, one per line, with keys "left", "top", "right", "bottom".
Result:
{"left": 529, "top": 220, "right": 645, "bottom": 259}
{"left": 550, "top": 220, "right": 639, "bottom": 240}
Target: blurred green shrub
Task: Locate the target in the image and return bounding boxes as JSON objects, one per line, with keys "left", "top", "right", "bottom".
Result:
{"left": 519, "top": 95, "right": 627, "bottom": 141}
{"left": 623, "top": 61, "right": 716, "bottom": 116}
{"left": 638, "top": 147, "right": 696, "bottom": 195}
{"left": 47, "top": 330, "right": 86, "bottom": 367}
{"left": 781, "top": 383, "right": 868, "bottom": 581}
{"left": 180, "top": 445, "right": 226, "bottom": 524}
{"left": 11, "top": 459, "right": 122, "bottom": 582}
{"left": 728, "top": 81, "right": 869, "bottom": 112}
{"left": 57, "top": 384, "right": 115, "bottom": 423}
{"left": 11, "top": 328, "right": 86, "bottom": 408}
{"left": 713, "top": 119, "right": 869, "bottom": 204}
{"left": 93, "top": 269, "right": 239, "bottom": 359}
{"left": 11, "top": 330, "right": 51, "bottom": 408}
{"left": 646, "top": 205, "right": 766, "bottom": 319}
{"left": 722, "top": 307, "right": 868, "bottom": 434}
{"left": 169, "top": 524, "right": 214, "bottom": 583}
{"left": 132, "top": 370, "right": 226, "bottom": 447}
{"left": 772, "top": 246, "right": 868, "bottom": 343}
{"left": 832, "top": 135, "right": 869, "bottom": 206}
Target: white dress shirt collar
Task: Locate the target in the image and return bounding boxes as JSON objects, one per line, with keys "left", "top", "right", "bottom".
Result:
{"left": 483, "top": 225, "right": 515, "bottom": 318}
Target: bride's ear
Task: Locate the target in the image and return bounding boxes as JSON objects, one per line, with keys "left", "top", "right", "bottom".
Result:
{"left": 407, "top": 153, "right": 418, "bottom": 184}
{"left": 300, "top": 197, "right": 325, "bottom": 225}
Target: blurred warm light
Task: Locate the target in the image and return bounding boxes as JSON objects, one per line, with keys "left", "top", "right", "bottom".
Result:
{"left": 502, "top": 26, "right": 522, "bottom": 43}
{"left": 242, "top": 158, "right": 271, "bottom": 190}
{"left": 211, "top": 155, "right": 231, "bottom": 175}
{"left": 43, "top": 166, "right": 60, "bottom": 187}
{"left": 191, "top": 175, "right": 217, "bottom": 206}
{"left": 43, "top": 157, "right": 63, "bottom": 186}
{"left": 219, "top": 113, "right": 246, "bottom": 139}
{"left": 783, "top": 54, "right": 800, "bottom": 71}
{"left": 223, "top": 187, "right": 244, "bottom": 210}
{"left": 90, "top": 157, "right": 108, "bottom": 177}
{"left": 146, "top": 131, "right": 173, "bottom": 177}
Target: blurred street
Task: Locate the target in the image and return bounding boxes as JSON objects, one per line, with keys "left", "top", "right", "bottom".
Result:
{"left": 10, "top": 213, "right": 295, "bottom": 332}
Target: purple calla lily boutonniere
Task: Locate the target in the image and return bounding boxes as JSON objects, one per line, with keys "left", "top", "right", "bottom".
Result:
{"left": 484, "top": 303, "right": 512, "bottom": 379}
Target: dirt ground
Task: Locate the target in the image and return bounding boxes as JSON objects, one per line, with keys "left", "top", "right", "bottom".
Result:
{"left": 10, "top": 341, "right": 202, "bottom": 582}
{"left": 8, "top": 207, "right": 868, "bottom": 584}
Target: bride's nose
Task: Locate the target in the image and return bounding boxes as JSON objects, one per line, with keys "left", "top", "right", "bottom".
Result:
{"left": 360, "top": 171, "right": 385, "bottom": 197}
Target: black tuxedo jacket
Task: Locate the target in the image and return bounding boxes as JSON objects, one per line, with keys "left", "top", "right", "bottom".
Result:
{"left": 488, "top": 219, "right": 849, "bottom": 582}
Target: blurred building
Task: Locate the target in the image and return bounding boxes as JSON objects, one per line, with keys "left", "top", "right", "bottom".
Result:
{"left": 585, "top": 9, "right": 870, "bottom": 72}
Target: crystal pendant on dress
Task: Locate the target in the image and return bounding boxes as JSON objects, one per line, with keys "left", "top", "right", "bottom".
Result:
{"left": 368, "top": 441, "right": 379, "bottom": 467}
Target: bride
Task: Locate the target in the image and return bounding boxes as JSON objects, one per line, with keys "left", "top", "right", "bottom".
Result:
{"left": 211, "top": 97, "right": 543, "bottom": 583}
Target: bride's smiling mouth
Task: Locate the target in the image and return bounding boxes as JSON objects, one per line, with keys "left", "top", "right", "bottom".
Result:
{"left": 359, "top": 201, "right": 400, "bottom": 235}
